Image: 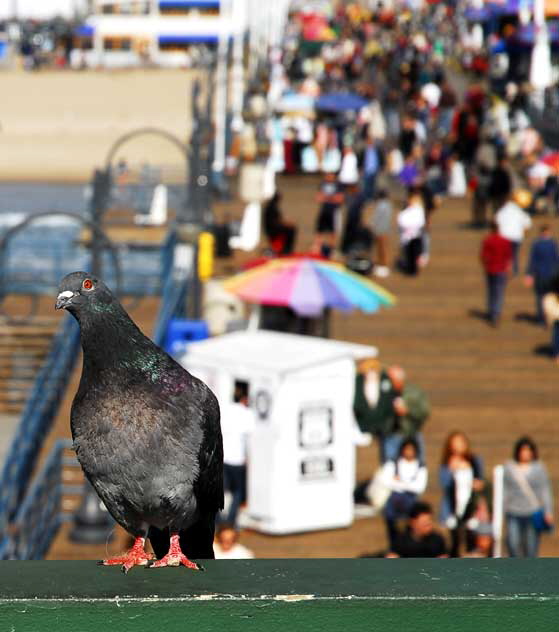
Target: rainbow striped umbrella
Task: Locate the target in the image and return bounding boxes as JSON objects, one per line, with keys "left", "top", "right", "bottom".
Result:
{"left": 222, "top": 257, "right": 396, "bottom": 317}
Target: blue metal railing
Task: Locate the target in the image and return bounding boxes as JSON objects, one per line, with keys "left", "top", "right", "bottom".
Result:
{"left": 1, "top": 220, "right": 167, "bottom": 298}
{"left": 0, "top": 316, "right": 80, "bottom": 535}
{"left": 0, "top": 440, "right": 65, "bottom": 560}
{"left": 153, "top": 270, "right": 189, "bottom": 347}
{"left": 153, "top": 230, "right": 188, "bottom": 346}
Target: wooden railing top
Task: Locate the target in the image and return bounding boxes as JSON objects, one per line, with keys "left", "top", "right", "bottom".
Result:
{"left": 0, "top": 559, "right": 557, "bottom": 601}
{"left": 0, "top": 560, "right": 556, "bottom": 631}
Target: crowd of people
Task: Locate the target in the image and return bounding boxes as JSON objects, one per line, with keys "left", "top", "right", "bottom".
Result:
{"left": 259, "top": 2, "right": 559, "bottom": 353}
{"left": 354, "top": 360, "right": 553, "bottom": 558}
{"left": 216, "top": 353, "right": 554, "bottom": 559}
{"left": 218, "top": 2, "right": 559, "bottom": 559}
{"left": 264, "top": 3, "right": 460, "bottom": 275}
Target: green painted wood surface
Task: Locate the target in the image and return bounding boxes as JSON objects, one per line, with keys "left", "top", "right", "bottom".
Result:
{"left": 0, "top": 560, "right": 557, "bottom": 631}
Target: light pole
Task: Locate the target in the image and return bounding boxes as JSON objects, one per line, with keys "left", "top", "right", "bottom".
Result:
{"left": 530, "top": 0, "right": 553, "bottom": 108}
{"left": 231, "top": 0, "right": 246, "bottom": 135}
{"left": 212, "top": 0, "right": 232, "bottom": 193}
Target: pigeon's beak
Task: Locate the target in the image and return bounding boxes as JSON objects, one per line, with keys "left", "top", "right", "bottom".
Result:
{"left": 55, "top": 290, "right": 76, "bottom": 310}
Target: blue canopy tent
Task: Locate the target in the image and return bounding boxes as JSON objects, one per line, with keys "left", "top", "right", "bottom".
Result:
{"left": 315, "top": 93, "right": 369, "bottom": 113}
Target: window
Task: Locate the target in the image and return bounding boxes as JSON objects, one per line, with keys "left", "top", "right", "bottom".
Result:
{"left": 103, "top": 37, "right": 133, "bottom": 51}
{"left": 159, "top": 2, "right": 220, "bottom": 16}
{"left": 233, "top": 380, "right": 249, "bottom": 403}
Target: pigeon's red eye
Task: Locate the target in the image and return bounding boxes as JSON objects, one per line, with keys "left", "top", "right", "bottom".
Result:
{"left": 82, "top": 279, "right": 94, "bottom": 291}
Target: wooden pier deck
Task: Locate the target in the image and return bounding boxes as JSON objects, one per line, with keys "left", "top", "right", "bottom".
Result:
{"left": 38, "top": 174, "right": 559, "bottom": 559}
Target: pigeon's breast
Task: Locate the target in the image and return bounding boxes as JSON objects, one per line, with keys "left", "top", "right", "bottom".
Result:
{"left": 71, "top": 386, "right": 202, "bottom": 528}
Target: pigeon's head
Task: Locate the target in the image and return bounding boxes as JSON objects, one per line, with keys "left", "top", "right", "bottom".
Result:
{"left": 55, "top": 271, "right": 116, "bottom": 316}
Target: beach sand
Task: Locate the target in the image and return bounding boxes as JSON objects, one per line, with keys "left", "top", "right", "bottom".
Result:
{"left": 0, "top": 68, "right": 203, "bottom": 182}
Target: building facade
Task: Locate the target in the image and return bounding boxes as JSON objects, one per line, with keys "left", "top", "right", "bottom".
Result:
{"left": 73, "top": 0, "right": 233, "bottom": 68}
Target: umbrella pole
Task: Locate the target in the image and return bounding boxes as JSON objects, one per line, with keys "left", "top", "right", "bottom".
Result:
{"left": 321, "top": 307, "right": 331, "bottom": 338}
{"left": 248, "top": 304, "right": 261, "bottom": 331}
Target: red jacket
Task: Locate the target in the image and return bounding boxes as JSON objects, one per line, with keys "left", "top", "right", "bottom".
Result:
{"left": 480, "top": 233, "right": 512, "bottom": 275}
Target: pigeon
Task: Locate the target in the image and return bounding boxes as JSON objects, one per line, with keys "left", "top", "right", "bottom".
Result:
{"left": 56, "top": 271, "right": 223, "bottom": 572}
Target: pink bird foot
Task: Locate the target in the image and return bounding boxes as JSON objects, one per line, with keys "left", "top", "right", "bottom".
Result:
{"left": 149, "top": 533, "right": 202, "bottom": 570}
{"left": 99, "top": 536, "right": 154, "bottom": 573}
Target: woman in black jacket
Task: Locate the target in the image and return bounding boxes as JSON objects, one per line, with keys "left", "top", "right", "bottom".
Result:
{"left": 439, "top": 431, "right": 486, "bottom": 557}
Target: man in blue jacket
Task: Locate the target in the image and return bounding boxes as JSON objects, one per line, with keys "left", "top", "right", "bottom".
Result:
{"left": 524, "top": 225, "right": 559, "bottom": 324}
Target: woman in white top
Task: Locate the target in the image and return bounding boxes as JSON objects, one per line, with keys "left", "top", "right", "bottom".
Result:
{"left": 495, "top": 196, "right": 532, "bottom": 275}
{"left": 397, "top": 188, "right": 426, "bottom": 275}
{"left": 381, "top": 438, "right": 428, "bottom": 548}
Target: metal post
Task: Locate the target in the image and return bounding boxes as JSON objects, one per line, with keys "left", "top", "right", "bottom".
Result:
{"left": 247, "top": 0, "right": 258, "bottom": 80}
{"left": 231, "top": 0, "right": 246, "bottom": 134}
{"left": 185, "top": 78, "right": 216, "bottom": 319}
{"left": 185, "top": 79, "right": 202, "bottom": 225}
{"left": 492, "top": 465, "right": 504, "bottom": 558}
{"left": 89, "top": 168, "right": 111, "bottom": 278}
{"left": 212, "top": 0, "right": 231, "bottom": 192}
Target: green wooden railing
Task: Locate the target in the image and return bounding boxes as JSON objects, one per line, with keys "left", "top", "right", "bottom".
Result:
{"left": 0, "top": 559, "right": 557, "bottom": 631}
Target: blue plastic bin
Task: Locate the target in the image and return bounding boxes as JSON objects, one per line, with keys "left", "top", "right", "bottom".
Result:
{"left": 164, "top": 319, "right": 210, "bottom": 355}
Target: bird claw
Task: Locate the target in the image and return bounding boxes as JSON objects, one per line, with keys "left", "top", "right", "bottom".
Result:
{"left": 148, "top": 554, "right": 201, "bottom": 570}
{"left": 99, "top": 549, "right": 154, "bottom": 574}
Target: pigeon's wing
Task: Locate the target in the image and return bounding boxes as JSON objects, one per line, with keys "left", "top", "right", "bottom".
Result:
{"left": 188, "top": 377, "right": 224, "bottom": 514}
{"left": 152, "top": 364, "right": 224, "bottom": 515}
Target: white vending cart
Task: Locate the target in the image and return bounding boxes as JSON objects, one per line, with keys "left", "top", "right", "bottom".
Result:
{"left": 180, "top": 331, "right": 377, "bottom": 535}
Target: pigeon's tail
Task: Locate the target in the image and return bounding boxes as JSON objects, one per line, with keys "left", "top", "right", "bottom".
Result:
{"left": 148, "top": 513, "right": 216, "bottom": 561}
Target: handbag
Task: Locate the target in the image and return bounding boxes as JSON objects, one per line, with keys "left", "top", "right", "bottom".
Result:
{"left": 532, "top": 508, "right": 552, "bottom": 533}
{"left": 366, "top": 467, "right": 391, "bottom": 510}
{"left": 511, "top": 465, "right": 552, "bottom": 533}
{"left": 301, "top": 145, "right": 319, "bottom": 173}
{"left": 321, "top": 147, "right": 341, "bottom": 173}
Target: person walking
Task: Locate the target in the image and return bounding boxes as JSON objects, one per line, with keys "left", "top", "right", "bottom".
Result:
{"left": 503, "top": 437, "right": 553, "bottom": 558}
{"left": 471, "top": 134, "right": 497, "bottom": 227}
{"left": 489, "top": 155, "right": 513, "bottom": 214}
{"left": 370, "top": 189, "right": 393, "bottom": 278}
{"left": 314, "top": 174, "right": 344, "bottom": 257}
{"left": 495, "top": 193, "right": 532, "bottom": 275}
{"left": 480, "top": 221, "right": 513, "bottom": 326}
{"left": 220, "top": 384, "right": 256, "bottom": 527}
{"left": 524, "top": 225, "right": 559, "bottom": 324}
{"left": 398, "top": 187, "right": 425, "bottom": 276}
{"left": 361, "top": 138, "right": 383, "bottom": 200}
